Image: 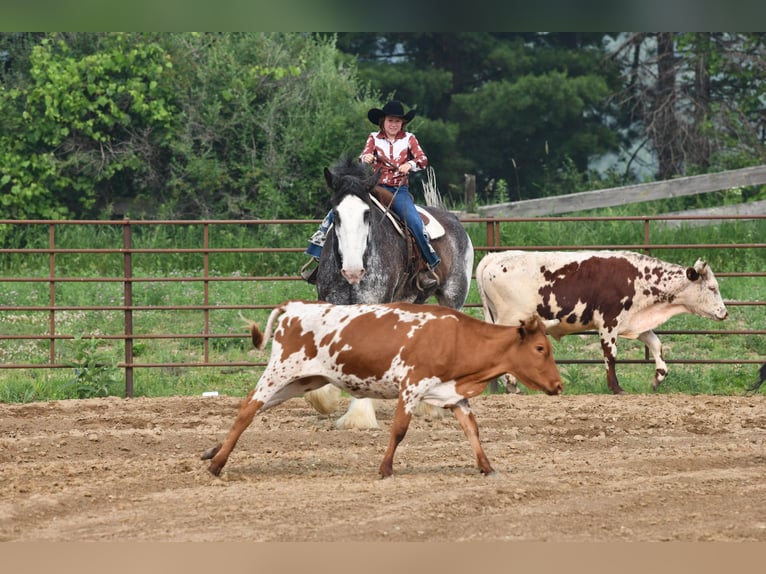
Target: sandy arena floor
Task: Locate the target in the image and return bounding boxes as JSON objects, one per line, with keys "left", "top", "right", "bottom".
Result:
{"left": 1, "top": 393, "right": 765, "bottom": 542}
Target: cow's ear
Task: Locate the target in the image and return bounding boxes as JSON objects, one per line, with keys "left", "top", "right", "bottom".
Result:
{"left": 686, "top": 267, "right": 700, "bottom": 281}
{"left": 517, "top": 321, "right": 528, "bottom": 341}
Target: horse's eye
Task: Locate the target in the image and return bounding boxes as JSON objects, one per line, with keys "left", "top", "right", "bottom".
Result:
{"left": 363, "top": 209, "right": 370, "bottom": 224}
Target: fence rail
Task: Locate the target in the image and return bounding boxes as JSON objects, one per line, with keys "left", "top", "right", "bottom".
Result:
{"left": 477, "top": 164, "right": 766, "bottom": 217}
{"left": 1, "top": 214, "right": 764, "bottom": 397}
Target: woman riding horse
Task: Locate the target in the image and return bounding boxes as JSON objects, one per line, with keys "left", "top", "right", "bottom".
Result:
{"left": 301, "top": 100, "right": 440, "bottom": 289}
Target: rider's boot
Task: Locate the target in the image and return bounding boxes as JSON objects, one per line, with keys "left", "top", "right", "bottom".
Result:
{"left": 300, "top": 220, "right": 329, "bottom": 284}
{"left": 300, "top": 257, "right": 319, "bottom": 284}
{"left": 416, "top": 235, "right": 441, "bottom": 290}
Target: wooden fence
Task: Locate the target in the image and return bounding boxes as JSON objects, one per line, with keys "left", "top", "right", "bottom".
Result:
{"left": 477, "top": 164, "right": 766, "bottom": 217}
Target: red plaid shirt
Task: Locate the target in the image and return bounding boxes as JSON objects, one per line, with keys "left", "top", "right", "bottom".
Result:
{"left": 359, "top": 130, "right": 428, "bottom": 188}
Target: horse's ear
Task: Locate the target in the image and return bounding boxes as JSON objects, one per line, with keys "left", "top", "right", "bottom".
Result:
{"left": 324, "top": 167, "right": 335, "bottom": 188}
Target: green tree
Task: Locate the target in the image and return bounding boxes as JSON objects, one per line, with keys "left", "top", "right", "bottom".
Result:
{"left": 0, "top": 33, "right": 177, "bottom": 220}
{"left": 160, "top": 32, "right": 379, "bottom": 220}
{"left": 0, "top": 33, "right": 382, "bottom": 223}
{"left": 334, "top": 33, "right": 624, "bottom": 202}
{"left": 611, "top": 32, "right": 766, "bottom": 184}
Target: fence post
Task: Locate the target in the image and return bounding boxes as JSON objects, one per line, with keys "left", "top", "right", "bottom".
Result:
{"left": 203, "top": 223, "right": 210, "bottom": 362}
{"left": 643, "top": 218, "right": 651, "bottom": 361}
{"left": 464, "top": 174, "right": 476, "bottom": 213}
{"left": 123, "top": 220, "right": 134, "bottom": 398}
{"left": 486, "top": 220, "right": 501, "bottom": 248}
{"left": 48, "top": 223, "right": 56, "bottom": 365}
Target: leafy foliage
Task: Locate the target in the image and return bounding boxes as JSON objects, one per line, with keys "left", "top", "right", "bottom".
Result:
{"left": 0, "top": 33, "right": 176, "bottom": 221}
{"left": 63, "top": 335, "right": 122, "bottom": 399}
{"left": 2, "top": 32, "right": 766, "bottom": 227}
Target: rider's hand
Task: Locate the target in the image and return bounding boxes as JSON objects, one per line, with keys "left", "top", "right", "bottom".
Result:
{"left": 362, "top": 154, "right": 374, "bottom": 164}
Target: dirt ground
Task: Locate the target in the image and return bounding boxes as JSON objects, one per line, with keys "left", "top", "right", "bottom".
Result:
{"left": 1, "top": 392, "right": 765, "bottom": 542}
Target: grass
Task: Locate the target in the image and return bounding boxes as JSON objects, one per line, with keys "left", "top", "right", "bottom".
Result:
{"left": 1, "top": 213, "right": 765, "bottom": 403}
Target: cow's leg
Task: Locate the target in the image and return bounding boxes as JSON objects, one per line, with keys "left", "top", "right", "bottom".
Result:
{"left": 202, "top": 389, "right": 263, "bottom": 476}
{"left": 638, "top": 330, "right": 667, "bottom": 391}
{"left": 600, "top": 334, "right": 624, "bottom": 394}
{"left": 450, "top": 400, "right": 495, "bottom": 475}
{"left": 378, "top": 397, "right": 412, "bottom": 479}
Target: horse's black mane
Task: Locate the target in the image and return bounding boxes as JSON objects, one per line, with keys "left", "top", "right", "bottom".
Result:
{"left": 327, "top": 156, "right": 378, "bottom": 207}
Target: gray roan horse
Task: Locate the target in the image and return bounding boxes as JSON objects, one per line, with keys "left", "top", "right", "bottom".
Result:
{"left": 304, "top": 156, "right": 475, "bottom": 429}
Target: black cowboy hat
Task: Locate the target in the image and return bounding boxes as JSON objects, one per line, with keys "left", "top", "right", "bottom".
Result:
{"left": 367, "top": 100, "right": 416, "bottom": 125}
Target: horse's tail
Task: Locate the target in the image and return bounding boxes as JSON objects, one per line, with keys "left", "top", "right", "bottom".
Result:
{"left": 239, "top": 304, "right": 287, "bottom": 350}
{"left": 746, "top": 362, "right": 766, "bottom": 393}
{"left": 421, "top": 166, "right": 443, "bottom": 208}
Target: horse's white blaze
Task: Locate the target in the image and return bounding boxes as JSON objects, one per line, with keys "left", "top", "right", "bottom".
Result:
{"left": 335, "top": 195, "right": 370, "bottom": 285}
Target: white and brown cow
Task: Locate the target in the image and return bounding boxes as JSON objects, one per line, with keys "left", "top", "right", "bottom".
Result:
{"left": 202, "top": 300, "right": 562, "bottom": 478}
{"left": 476, "top": 250, "right": 729, "bottom": 394}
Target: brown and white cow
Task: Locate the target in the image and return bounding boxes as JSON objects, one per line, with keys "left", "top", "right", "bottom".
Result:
{"left": 476, "top": 250, "right": 729, "bottom": 394}
{"left": 202, "top": 300, "right": 562, "bottom": 478}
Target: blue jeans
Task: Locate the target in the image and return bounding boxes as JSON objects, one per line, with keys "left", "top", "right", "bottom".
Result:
{"left": 305, "top": 185, "right": 441, "bottom": 269}
{"left": 385, "top": 186, "right": 440, "bottom": 269}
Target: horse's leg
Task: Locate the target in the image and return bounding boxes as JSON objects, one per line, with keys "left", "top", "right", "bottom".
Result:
{"left": 336, "top": 398, "right": 379, "bottom": 429}
{"left": 304, "top": 384, "right": 342, "bottom": 414}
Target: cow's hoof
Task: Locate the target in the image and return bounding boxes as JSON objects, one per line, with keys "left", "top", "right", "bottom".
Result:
{"left": 378, "top": 470, "right": 394, "bottom": 480}
{"left": 201, "top": 443, "right": 221, "bottom": 460}
{"left": 208, "top": 463, "right": 223, "bottom": 477}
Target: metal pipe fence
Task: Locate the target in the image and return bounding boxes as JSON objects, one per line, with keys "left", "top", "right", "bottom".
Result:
{"left": 1, "top": 215, "right": 764, "bottom": 397}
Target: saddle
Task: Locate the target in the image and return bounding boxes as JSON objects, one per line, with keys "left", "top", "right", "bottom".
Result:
{"left": 368, "top": 194, "right": 446, "bottom": 240}
{"left": 368, "top": 187, "right": 444, "bottom": 280}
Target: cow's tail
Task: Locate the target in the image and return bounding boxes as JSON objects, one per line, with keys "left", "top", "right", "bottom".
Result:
{"left": 475, "top": 257, "right": 497, "bottom": 323}
{"left": 239, "top": 304, "right": 287, "bottom": 350}
{"left": 746, "top": 362, "right": 766, "bottom": 393}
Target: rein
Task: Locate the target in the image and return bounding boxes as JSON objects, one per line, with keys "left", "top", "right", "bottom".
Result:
{"left": 371, "top": 185, "right": 402, "bottom": 233}
{"left": 367, "top": 186, "right": 418, "bottom": 277}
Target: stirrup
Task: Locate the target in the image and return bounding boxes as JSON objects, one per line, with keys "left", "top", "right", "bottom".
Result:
{"left": 416, "top": 268, "right": 439, "bottom": 291}
{"left": 300, "top": 258, "right": 319, "bottom": 284}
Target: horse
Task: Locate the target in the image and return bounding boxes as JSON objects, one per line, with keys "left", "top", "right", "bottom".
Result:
{"left": 303, "top": 156, "right": 475, "bottom": 429}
